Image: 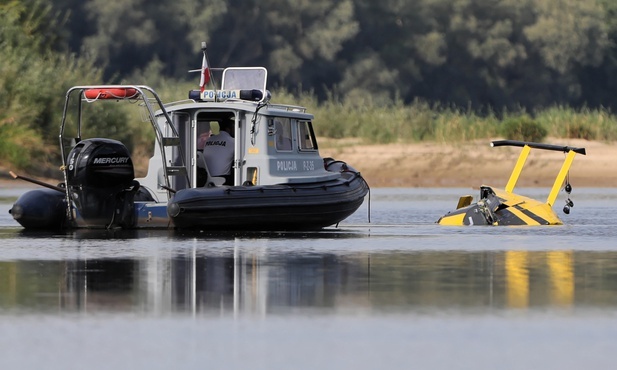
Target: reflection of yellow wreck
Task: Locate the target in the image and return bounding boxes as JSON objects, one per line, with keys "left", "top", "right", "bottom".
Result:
{"left": 505, "top": 250, "right": 574, "bottom": 308}
{"left": 438, "top": 140, "right": 586, "bottom": 226}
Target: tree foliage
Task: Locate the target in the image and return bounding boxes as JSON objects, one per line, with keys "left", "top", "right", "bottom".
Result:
{"left": 39, "top": 0, "right": 614, "bottom": 111}
{"left": 3, "top": 0, "right": 617, "bottom": 172}
{"left": 0, "top": 0, "right": 130, "bottom": 173}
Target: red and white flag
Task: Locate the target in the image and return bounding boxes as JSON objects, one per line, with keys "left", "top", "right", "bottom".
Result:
{"left": 199, "top": 54, "right": 210, "bottom": 92}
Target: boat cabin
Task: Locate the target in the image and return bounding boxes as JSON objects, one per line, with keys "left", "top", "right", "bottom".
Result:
{"left": 136, "top": 67, "right": 339, "bottom": 203}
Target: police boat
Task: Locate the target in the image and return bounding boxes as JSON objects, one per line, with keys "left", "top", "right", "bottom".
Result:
{"left": 9, "top": 44, "right": 369, "bottom": 231}
{"left": 437, "top": 140, "right": 585, "bottom": 226}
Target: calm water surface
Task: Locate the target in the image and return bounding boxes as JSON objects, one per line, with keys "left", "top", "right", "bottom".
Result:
{"left": 1, "top": 186, "right": 616, "bottom": 369}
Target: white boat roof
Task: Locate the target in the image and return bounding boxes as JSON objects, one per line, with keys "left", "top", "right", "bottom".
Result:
{"left": 160, "top": 67, "right": 313, "bottom": 119}
{"left": 160, "top": 100, "right": 314, "bottom": 120}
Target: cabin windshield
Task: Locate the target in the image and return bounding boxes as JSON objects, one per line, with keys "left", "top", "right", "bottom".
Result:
{"left": 222, "top": 68, "right": 267, "bottom": 91}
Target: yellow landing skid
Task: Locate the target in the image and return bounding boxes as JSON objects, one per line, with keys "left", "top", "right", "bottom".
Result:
{"left": 438, "top": 140, "right": 586, "bottom": 226}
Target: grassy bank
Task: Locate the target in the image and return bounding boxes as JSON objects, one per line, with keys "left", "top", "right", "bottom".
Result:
{"left": 3, "top": 81, "right": 617, "bottom": 176}
{"left": 272, "top": 90, "right": 617, "bottom": 145}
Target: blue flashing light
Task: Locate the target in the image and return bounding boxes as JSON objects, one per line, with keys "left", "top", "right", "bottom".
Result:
{"left": 188, "top": 89, "right": 271, "bottom": 102}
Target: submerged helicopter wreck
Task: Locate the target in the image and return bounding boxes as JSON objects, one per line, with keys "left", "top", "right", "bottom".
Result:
{"left": 9, "top": 43, "right": 369, "bottom": 231}
{"left": 437, "top": 140, "right": 586, "bottom": 226}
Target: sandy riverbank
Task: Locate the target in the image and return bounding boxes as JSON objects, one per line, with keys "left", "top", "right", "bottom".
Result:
{"left": 1, "top": 138, "right": 614, "bottom": 189}
{"left": 319, "top": 138, "right": 617, "bottom": 188}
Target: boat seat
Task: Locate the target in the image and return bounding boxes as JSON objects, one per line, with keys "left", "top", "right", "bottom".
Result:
{"left": 196, "top": 151, "right": 226, "bottom": 187}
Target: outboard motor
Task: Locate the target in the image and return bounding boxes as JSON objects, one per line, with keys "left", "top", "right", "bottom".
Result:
{"left": 66, "top": 138, "right": 138, "bottom": 228}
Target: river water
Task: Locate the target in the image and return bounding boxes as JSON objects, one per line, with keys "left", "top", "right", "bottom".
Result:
{"left": 0, "top": 186, "right": 616, "bottom": 369}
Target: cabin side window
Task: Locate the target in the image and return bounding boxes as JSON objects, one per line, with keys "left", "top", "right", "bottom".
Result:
{"left": 274, "top": 118, "right": 293, "bottom": 151}
{"left": 298, "top": 121, "right": 317, "bottom": 151}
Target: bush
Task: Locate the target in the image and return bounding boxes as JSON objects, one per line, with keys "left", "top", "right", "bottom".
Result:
{"left": 499, "top": 116, "right": 547, "bottom": 142}
{"left": 565, "top": 122, "right": 594, "bottom": 140}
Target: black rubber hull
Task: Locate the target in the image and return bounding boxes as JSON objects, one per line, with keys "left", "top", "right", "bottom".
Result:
{"left": 168, "top": 173, "right": 368, "bottom": 230}
{"left": 9, "top": 188, "right": 67, "bottom": 230}
{"left": 10, "top": 172, "right": 368, "bottom": 231}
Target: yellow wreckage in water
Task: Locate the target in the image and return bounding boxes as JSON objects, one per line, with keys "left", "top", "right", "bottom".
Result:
{"left": 438, "top": 140, "right": 586, "bottom": 226}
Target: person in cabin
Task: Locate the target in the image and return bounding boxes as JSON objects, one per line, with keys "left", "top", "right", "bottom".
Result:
{"left": 203, "top": 118, "right": 235, "bottom": 185}
{"left": 195, "top": 122, "right": 213, "bottom": 187}
{"left": 197, "top": 128, "right": 212, "bottom": 150}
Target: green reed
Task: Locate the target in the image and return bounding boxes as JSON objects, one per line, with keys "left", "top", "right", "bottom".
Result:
{"left": 279, "top": 90, "right": 617, "bottom": 144}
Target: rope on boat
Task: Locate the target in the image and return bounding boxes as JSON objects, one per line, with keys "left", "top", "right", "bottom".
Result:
{"left": 363, "top": 176, "right": 371, "bottom": 224}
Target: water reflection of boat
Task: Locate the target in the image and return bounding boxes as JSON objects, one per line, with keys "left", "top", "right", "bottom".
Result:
{"left": 0, "top": 248, "right": 587, "bottom": 314}
{"left": 438, "top": 140, "right": 586, "bottom": 226}
{"left": 9, "top": 43, "right": 368, "bottom": 231}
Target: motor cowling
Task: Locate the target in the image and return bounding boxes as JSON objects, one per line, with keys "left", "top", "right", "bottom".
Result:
{"left": 66, "top": 138, "right": 137, "bottom": 228}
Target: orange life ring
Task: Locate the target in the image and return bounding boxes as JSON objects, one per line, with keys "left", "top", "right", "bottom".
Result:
{"left": 84, "top": 88, "right": 138, "bottom": 99}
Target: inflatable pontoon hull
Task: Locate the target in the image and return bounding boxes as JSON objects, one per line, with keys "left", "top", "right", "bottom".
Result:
{"left": 168, "top": 173, "right": 368, "bottom": 230}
